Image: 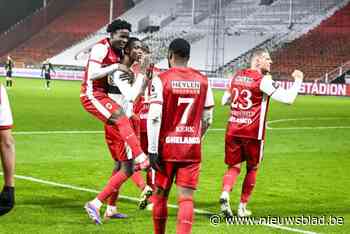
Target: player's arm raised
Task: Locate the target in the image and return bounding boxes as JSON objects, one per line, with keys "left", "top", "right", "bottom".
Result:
{"left": 88, "top": 44, "right": 131, "bottom": 80}
{"left": 260, "top": 70, "right": 304, "bottom": 105}
{"left": 126, "top": 56, "right": 153, "bottom": 102}
{"left": 147, "top": 76, "right": 163, "bottom": 171}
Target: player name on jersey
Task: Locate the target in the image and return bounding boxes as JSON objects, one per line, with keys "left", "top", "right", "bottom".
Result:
{"left": 229, "top": 116, "right": 253, "bottom": 124}
{"left": 176, "top": 126, "right": 195, "bottom": 133}
{"left": 165, "top": 136, "right": 200, "bottom": 144}
{"left": 171, "top": 80, "right": 200, "bottom": 94}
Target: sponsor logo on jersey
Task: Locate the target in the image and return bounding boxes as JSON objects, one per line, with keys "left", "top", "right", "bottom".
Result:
{"left": 232, "top": 110, "right": 254, "bottom": 118}
{"left": 234, "top": 76, "right": 253, "bottom": 84}
{"left": 171, "top": 80, "right": 200, "bottom": 94}
{"left": 165, "top": 136, "right": 200, "bottom": 144}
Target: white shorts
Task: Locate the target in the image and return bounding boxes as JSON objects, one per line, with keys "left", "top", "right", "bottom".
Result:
{"left": 0, "top": 85, "right": 13, "bottom": 129}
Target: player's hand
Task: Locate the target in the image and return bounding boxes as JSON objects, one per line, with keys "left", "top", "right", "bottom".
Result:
{"left": 149, "top": 153, "right": 162, "bottom": 171}
{"left": 140, "top": 54, "right": 152, "bottom": 75}
{"left": 292, "top": 70, "right": 304, "bottom": 82}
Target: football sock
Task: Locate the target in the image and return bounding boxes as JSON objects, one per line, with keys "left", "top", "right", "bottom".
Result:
{"left": 107, "top": 190, "right": 119, "bottom": 206}
{"left": 106, "top": 205, "right": 117, "bottom": 215}
{"left": 153, "top": 194, "right": 168, "bottom": 234}
{"left": 113, "top": 116, "right": 143, "bottom": 157}
{"left": 131, "top": 171, "right": 146, "bottom": 190}
{"left": 240, "top": 168, "right": 257, "bottom": 203}
{"left": 90, "top": 198, "right": 103, "bottom": 210}
{"left": 222, "top": 167, "right": 241, "bottom": 192}
{"left": 176, "top": 196, "right": 194, "bottom": 234}
{"left": 107, "top": 170, "right": 119, "bottom": 206}
{"left": 97, "top": 171, "right": 128, "bottom": 202}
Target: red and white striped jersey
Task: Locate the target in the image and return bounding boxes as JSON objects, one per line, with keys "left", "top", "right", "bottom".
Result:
{"left": 80, "top": 38, "right": 121, "bottom": 96}
{"left": 226, "top": 69, "right": 270, "bottom": 140}
{"left": 149, "top": 67, "right": 214, "bottom": 162}
{"left": 133, "top": 65, "right": 162, "bottom": 133}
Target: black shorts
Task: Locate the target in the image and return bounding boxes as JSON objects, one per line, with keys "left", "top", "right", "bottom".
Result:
{"left": 45, "top": 73, "right": 51, "bottom": 80}
{"left": 6, "top": 71, "right": 12, "bottom": 77}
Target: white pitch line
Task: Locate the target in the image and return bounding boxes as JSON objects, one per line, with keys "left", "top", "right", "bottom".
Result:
{"left": 13, "top": 130, "right": 104, "bottom": 135}
{"left": 266, "top": 117, "right": 350, "bottom": 130}
{"left": 0, "top": 173, "right": 318, "bottom": 234}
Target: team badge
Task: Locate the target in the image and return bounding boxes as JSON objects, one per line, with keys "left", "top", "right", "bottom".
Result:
{"left": 106, "top": 103, "right": 113, "bottom": 110}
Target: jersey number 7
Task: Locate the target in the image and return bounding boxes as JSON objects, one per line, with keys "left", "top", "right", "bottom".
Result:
{"left": 177, "top": 97, "right": 194, "bottom": 124}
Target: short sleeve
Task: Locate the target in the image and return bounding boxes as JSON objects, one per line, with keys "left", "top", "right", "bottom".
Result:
{"left": 89, "top": 44, "right": 108, "bottom": 64}
{"left": 204, "top": 82, "right": 215, "bottom": 108}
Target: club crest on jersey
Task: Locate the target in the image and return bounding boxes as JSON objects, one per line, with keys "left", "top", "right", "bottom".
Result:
{"left": 105, "top": 103, "right": 113, "bottom": 110}
{"left": 171, "top": 80, "right": 200, "bottom": 94}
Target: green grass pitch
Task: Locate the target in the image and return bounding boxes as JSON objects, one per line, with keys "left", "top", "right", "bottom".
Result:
{"left": 0, "top": 77, "right": 349, "bottom": 234}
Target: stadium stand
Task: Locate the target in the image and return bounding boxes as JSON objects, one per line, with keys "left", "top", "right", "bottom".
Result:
{"left": 50, "top": 0, "right": 175, "bottom": 66}
{"left": 1, "top": 0, "right": 128, "bottom": 66}
{"left": 49, "top": 0, "right": 349, "bottom": 77}
{"left": 271, "top": 2, "right": 350, "bottom": 81}
{"left": 221, "top": 0, "right": 348, "bottom": 79}
{"left": 0, "top": 0, "right": 44, "bottom": 34}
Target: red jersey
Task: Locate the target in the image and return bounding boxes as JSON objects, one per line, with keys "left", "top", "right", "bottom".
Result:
{"left": 226, "top": 69, "right": 270, "bottom": 140}
{"left": 81, "top": 38, "right": 121, "bottom": 95}
{"left": 149, "top": 67, "right": 214, "bottom": 162}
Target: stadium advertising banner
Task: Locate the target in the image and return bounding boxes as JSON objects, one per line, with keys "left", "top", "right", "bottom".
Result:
{"left": 0, "top": 68, "right": 84, "bottom": 81}
{"left": 209, "top": 78, "right": 350, "bottom": 97}
{"left": 1, "top": 68, "right": 349, "bottom": 96}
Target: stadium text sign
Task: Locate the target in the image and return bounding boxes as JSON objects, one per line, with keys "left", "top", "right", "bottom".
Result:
{"left": 275, "top": 81, "right": 349, "bottom": 96}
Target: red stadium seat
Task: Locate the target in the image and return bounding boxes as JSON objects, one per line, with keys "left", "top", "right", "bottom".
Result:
{"left": 271, "top": 3, "right": 350, "bottom": 81}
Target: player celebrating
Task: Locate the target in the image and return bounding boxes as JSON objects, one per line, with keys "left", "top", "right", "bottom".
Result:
{"left": 0, "top": 84, "right": 15, "bottom": 216}
{"left": 219, "top": 49, "right": 304, "bottom": 217}
{"left": 41, "top": 60, "right": 56, "bottom": 90}
{"left": 5, "top": 56, "right": 14, "bottom": 88}
{"left": 134, "top": 44, "right": 162, "bottom": 210}
{"left": 80, "top": 19, "right": 149, "bottom": 224}
{"left": 147, "top": 38, "right": 214, "bottom": 234}
{"left": 103, "top": 37, "right": 153, "bottom": 219}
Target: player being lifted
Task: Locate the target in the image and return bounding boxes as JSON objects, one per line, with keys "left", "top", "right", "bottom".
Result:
{"left": 148, "top": 38, "right": 214, "bottom": 234}
{"left": 102, "top": 37, "right": 153, "bottom": 220}
{"left": 219, "top": 49, "right": 304, "bottom": 217}
{"left": 80, "top": 19, "right": 149, "bottom": 224}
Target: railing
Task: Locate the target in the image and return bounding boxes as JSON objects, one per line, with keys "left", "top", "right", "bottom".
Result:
{"left": 322, "top": 60, "right": 350, "bottom": 83}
